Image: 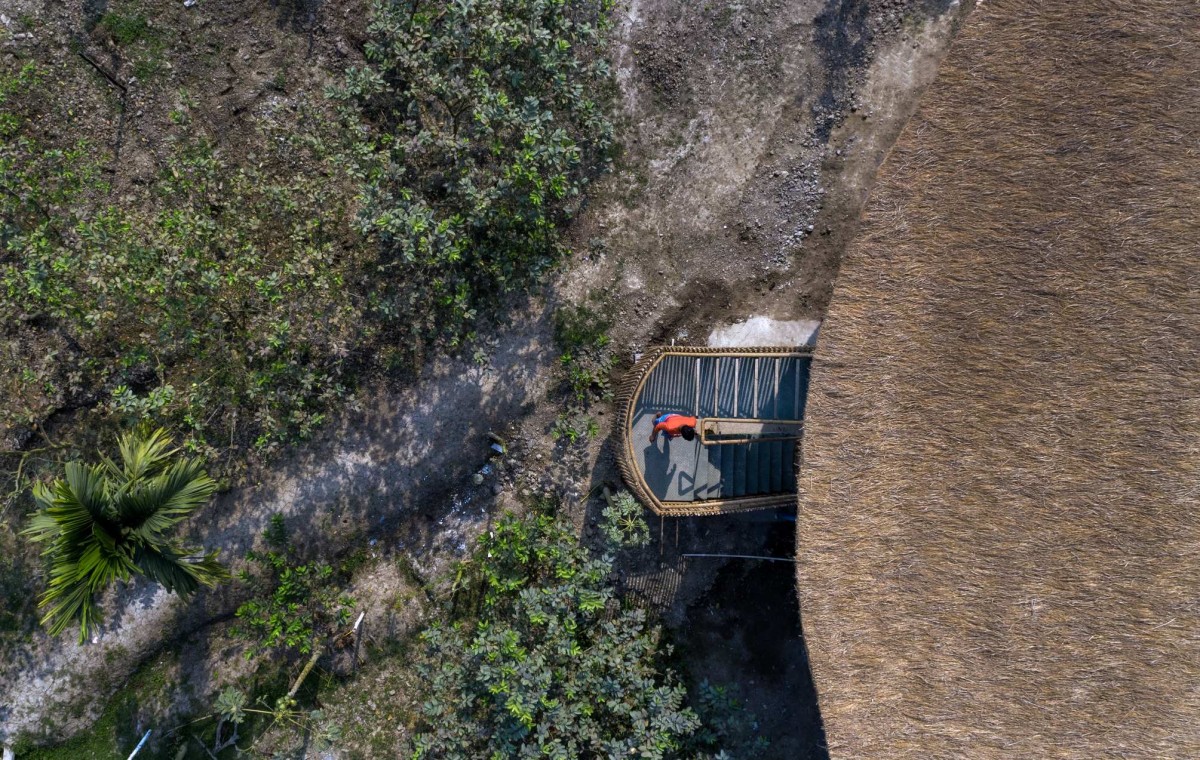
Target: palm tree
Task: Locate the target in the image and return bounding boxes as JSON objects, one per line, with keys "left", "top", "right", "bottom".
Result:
{"left": 23, "top": 427, "right": 229, "bottom": 642}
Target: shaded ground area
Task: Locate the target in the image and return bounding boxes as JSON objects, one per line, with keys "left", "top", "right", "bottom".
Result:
{"left": 796, "top": 0, "right": 1200, "bottom": 756}
{"left": 672, "top": 517, "right": 827, "bottom": 759}
{"left": 607, "top": 512, "right": 826, "bottom": 758}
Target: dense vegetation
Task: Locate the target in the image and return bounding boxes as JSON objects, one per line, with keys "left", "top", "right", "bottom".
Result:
{"left": 1, "top": 77, "right": 362, "bottom": 463}
{"left": 551, "top": 303, "right": 617, "bottom": 442}
{"left": 0, "top": 0, "right": 614, "bottom": 484}
{"left": 234, "top": 514, "right": 356, "bottom": 704}
{"left": 337, "top": 0, "right": 615, "bottom": 346}
{"left": 412, "top": 511, "right": 699, "bottom": 758}
{"left": 1, "top": 0, "right": 616, "bottom": 695}
{"left": 196, "top": 507, "right": 762, "bottom": 759}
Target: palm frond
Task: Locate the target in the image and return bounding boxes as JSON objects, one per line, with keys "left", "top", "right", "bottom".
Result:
{"left": 25, "top": 427, "right": 226, "bottom": 642}
{"left": 24, "top": 465, "right": 102, "bottom": 550}
{"left": 134, "top": 544, "right": 229, "bottom": 595}
{"left": 22, "top": 489, "right": 63, "bottom": 544}
{"left": 37, "top": 581, "right": 97, "bottom": 641}
{"left": 106, "top": 427, "right": 177, "bottom": 485}
{"left": 115, "top": 457, "right": 217, "bottom": 542}
{"left": 36, "top": 538, "right": 135, "bottom": 641}
{"left": 62, "top": 462, "right": 111, "bottom": 523}
{"left": 31, "top": 478, "right": 59, "bottom": 512}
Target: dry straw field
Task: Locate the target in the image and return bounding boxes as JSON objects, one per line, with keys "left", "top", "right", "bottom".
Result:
{"left": 795, "top": 0, "right": 1200, "bottom": 757}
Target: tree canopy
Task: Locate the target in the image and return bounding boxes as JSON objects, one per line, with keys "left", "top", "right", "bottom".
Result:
{"left": 410, "top": 513, "right": 700, "bottom": 759}
{"left": 22, "top": 428, "right": 227, "bottom": 641}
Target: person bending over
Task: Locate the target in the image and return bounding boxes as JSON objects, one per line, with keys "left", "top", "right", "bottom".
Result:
{"left": 650, "top": 413, "right": 697, "bottom": 443}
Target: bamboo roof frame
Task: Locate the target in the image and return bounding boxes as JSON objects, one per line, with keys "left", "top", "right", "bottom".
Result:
{"left": 615, "top": 345, "right": 812, "bottom": 517}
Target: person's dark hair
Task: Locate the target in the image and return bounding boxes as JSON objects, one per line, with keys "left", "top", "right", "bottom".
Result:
{"left": 680, "top": 425, "right": 696, "bottom": 442}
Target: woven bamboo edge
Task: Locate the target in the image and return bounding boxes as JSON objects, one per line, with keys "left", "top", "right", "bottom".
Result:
{"left": 614, "top": 345, "right": 814, "bottom": 517}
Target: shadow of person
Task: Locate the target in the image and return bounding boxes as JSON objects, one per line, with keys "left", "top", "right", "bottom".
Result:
{"left": 642, "top": 438, "right": 677, "bottom": 498}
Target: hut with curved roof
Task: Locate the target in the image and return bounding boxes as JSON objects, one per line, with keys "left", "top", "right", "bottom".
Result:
{"left": 796, "top": 0, "right": 1200, "bottom": 756}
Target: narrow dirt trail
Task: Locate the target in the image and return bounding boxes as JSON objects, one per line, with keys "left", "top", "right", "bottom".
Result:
{"left": 1, "top": 0, "right": 966, "bottom": 747}
{"left": 0, "top": 319, "right": 558, "bottom": 742}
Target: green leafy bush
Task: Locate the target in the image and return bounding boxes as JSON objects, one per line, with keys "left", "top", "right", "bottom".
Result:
{"left": 601, "top": 489, "right": 651, "bottom": 548}
{"left": 234, "top": 514, "right": 356, "bottom": 660}
{"left": 551, "top": 303, "right": 615, "bottom": 442}
{"left": 690, "top": 680, "right": 771, "bottom": 757}
{"left": 2, "top": 0, "right": 616, "bottom": 485}
{"left": 410, "top": 512, "right": 701, "bottom": 758}
{"left": 97, "top": 12, "right": 151, "bottom": 46}
{"left": 555, "top": 303, "right": 615, "bottom": 403}
{"left": 0, "top": 67, "right": 102, "bottom": 437}
{"left": 335, "top": 0, "right": 615, "bottom": 347}
{"left": 1, "top": 68, "right": 364, "bottom": 464}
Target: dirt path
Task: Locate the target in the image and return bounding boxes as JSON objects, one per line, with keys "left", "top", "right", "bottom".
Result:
{"left": 0, "top": 317, "right": 558, "bottom": 744}
{"left": 1, "top": 0, "right": 966, "bottom": 749}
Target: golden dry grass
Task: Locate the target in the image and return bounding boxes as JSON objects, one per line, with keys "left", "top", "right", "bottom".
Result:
{"left": 795, "top": 0, "right": 1200, "bottom": 756}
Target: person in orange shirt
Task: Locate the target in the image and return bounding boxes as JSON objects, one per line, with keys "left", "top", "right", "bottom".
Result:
{"left": 649, "top": 413, "right": 697, "bottom": 443}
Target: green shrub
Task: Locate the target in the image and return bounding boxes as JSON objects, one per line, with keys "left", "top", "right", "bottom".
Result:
{"left": 335, "top": 0, "right": 615, "bottom": 348}
{"left": 1, "top": 71, "right": 364, "bottom": 465}
{"left": 234, "top": 514, "right": 356, "bottom": 660}
{"left": 551, "top": 303, "right": 615, "bottom": 442}
{"left": 97, "top": 12, "right": 151, "bottom": 46}
{"left": 2, "top": 0, "right": 617, "bottom": 485}
{"left": 601, "top": 489, "right": 651, "bottom": 548}
{"left": 690, "top": 680, "right": 771, "bottom": 757}
{"left": 410, "top": 512, "right": 701, "bottom": 758}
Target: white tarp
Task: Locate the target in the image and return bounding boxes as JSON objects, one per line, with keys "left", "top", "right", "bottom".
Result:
{"left": 707, "top": 316, "right": 820, "bottom": 348}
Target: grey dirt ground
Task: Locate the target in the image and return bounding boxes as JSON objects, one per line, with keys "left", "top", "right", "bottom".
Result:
{"left": 0, "top": 0, "right": 968, "bottom": 751}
